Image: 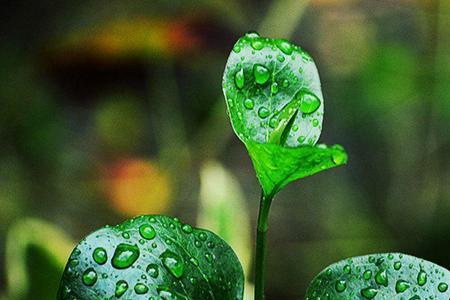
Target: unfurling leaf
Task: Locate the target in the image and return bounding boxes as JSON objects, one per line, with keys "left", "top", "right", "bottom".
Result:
{"left": 306, "top": 253, "right": 450, "bottom": 300}
{"left": 222, "top": 32, "right": 347, "bottom": 197}
{"left": 58, "top": 215, "right": 244, "bottom": 300}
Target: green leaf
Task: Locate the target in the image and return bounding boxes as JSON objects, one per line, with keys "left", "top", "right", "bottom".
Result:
{"left": 305, "top": 253, "right": 450, "bottom": 300}
{"left": 58, "top": 215, "right": 244, "bottom": 300}
{"left": 222, "top": 33, "right": 347, "bottom": 197}
{"left": 5, "top": 218, "right": 74, "bottom": 300}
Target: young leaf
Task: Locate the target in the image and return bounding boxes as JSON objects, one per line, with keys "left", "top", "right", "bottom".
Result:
{"left": 222, "top": 33, "right": 347, "bottom": 197}
{"left": 58, "top": 215, "right": 244, "bottom": 300}
{"left": 305, "top": 253, "right": 450, "bottom": 300}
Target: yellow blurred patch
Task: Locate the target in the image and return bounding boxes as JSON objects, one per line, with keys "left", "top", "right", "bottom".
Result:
{"left": 102, "top": 159, "right": 172, "bottom": 217}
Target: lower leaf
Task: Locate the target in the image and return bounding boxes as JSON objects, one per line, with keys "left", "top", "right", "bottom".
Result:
{"left": 305, "top": 253, "right": 450, "bottom": 299}
{"left": 58, "top": 215, "right": 244, "bottom": 300}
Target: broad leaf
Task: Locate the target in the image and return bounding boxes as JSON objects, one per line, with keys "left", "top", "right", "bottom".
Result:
{"left": 58, "top": 215, "right": 244, "bottom": 300}
{"left": 306, "top": 253, "right": 450, "bottom": 300}
{"left": 222, "top": 33, "right": 347, "bottom": 197}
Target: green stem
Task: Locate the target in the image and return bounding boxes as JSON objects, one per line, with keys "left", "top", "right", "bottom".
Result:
{"left": 254, "top": 191, "right": 274, "bottom": 300}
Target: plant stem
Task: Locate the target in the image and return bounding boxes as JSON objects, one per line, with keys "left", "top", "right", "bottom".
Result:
{"left": 254, "top": 192, "right": 274, "bottom": 300}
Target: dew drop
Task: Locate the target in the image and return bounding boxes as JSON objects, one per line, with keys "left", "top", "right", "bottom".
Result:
{"left": 92, "top": 247, "right": 108, "bottom": 265}
{"left": 139, "top": 224, "right": 156, "bottom": 240}
{"left": 395, "top": 280, "right": 410, "bottom": 293}
{"left": 438, "top": 282, "right": 448, "bottom": 293}
{"left": 235, "top": 68, "right": 245, "bottom": 89}
{"left": 375, "top": 269, "right": 388, "bottom": 287}
{"left": 276, "top": 40, "right": 293, "bottom": 55}
{"left": 335, "top": 280, "right": 346, "bottom": 293}
{"left": 258, "top": 107, "right": 270, "bottom": 119}
{"left": 115, "top": 280, "right": 128, "bottom": 298}
{"left": 181, "top": 224, "right": 193, "bottom": 234}
{"left": 271, "top": 82, "right": 279, "bottom": 94}
{"left": 363, "top": 270, "right": 372, "bottom": 280}
{"left": 134, "top": 283, "right": 149, "bottom": 294}
{"left": 244, "top": 98, "right": 254, "bottom": 110}
{"left": 111, "top": 243, "right": 140, "bottom": 269}
{"left": 251, "top": 39, "right": 264, "bottom": 50}
{"left": 361, "top": 287, "right": 378, "bottom": 299}
{"left": 245, "top": 31, "right": 260, "bottom": 39}
{"left": 146, "top": 264, "right": 159, "bottom": 278}
{"left": 82, "top": 268, "right": 97, "bottom": 286}
{"left": 299, "top": 91, "right": 321, "bottom": 114}
{"left": 417, "top": 270, "right": 427, "bottom": 286}
{"left": 161, "top": 250, "right": 185, "bottom": 279}
{"left": 253, "top": 64, "right": 270, "bottom": 85}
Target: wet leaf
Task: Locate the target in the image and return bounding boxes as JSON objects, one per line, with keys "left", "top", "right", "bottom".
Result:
{"left": 306, "top": 253, "right": 450, "bottom": 300}
{"left": 58, "top": 215, "right": 244, "bottom": 300}
{"left": 222, "top": 33, "right": 347, "bottom": 197}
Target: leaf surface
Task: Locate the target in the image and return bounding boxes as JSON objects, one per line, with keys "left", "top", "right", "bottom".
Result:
{"left": 58, "top": 215, "right": 244, "bottom": 300}
{"left": 305, "top": 253, "right": 450, "bottom": 300}
{"left": 223, "top": 33, "right": 347, "bottom": 196}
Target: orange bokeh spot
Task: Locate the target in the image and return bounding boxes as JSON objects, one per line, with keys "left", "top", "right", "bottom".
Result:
{"left": 103, "top": 159, "right": 171, "bottom": 217}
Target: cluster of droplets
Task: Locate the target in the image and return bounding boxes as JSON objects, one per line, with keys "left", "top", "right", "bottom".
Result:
{"left": 225, "top": 32, "right": 323, "bottom": 146}
{"left": 60, "top": 216, "right": 237, "bottom": 300}
{"left": 306, "top": 253, "right": 450, "bottom": 300}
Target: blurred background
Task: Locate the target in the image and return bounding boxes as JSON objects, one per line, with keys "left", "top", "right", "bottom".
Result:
{"left": 1, "top": 0, "right": 450, "bottom": 299}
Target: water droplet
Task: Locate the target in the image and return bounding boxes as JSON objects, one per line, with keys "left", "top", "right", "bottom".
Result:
{"left": 251, "top": 39, "right": 264, "bottom": 50}
{"left": 244, "top": 98, "right": 254, "bottom": 109}
{"left": 361, "top": 287, "right": 378, "bottom": 299}
{"left": 181, "top": 224, "right": 193, "bottom": 234}
{"left": 271, "top": 82, "right": 279, "bottom": 94}
{"left": 235, "top": 68, "right": 245, "bottom": 89}
{"left": 375, "top": 269, "right": 388, "bottom": 287}
{"left": 134, "top": 283, "right": 148, "bottom": 294}
{"left": 335, "top": 280, "right": 346, "bottom": 292}
{"left": 276, "top": 40, "right": 293, "bottom": 55}
{"left": 82, "top": 268, "right": 97, "bottom": 286}
{"left": 343, "top": 264, "right": 351, "bottom": 274}
{"left": 147, "top": 264, "right": 159, "bottom": 278}
{"left": 277, "top": 55, "right": 285, "bottom": 62}
{"left": 282, "top": 79, "right": 289, "bottom": 87}
{"left": 233, "top": 44, "right": 241, "bottom": 53}
{"left": 299, "top": 91, "right": 321, "bottom": 114}
{"left": 161, "top": 250, "right": 185, "bottom": 278}
{"left": 438, "top": 282, "right": 448, "bottom": 293}
{"left": 207, "top": 241, "right": 215, "bottom": 249}
{"left": 122, "top": 232, "right": 130, "bottom": 239}
{"left": 363, "top": 270, "right": 372, "bottom": 280}
{"left": 258, "top": 107, "right": 270, "bottom": 119}
{"left": 139, "top": 224, "right": 156, "bottom": 240}
{"left": 332, "top": 150, "right": 346, "bottom": 165}
{"left": 395, "top": 280, "right": 410, "bottom": 293}
{"left": 112, "top": 243, "right": 140, "bottom": 269}
{"left": 417, "top": 270, "right": 427, "bottom": 286}
{"left": 253, "top": 64, "right": 270, "bottom": 85}
{"left": 115, "top": 280, "right": 128, "bottom": 298}
{"left": 312, "top": 119, "right": 319, "bottom": 127}
{"left": 92, "top": 247, "right": 107, "bottom": 265}
{"left": 394, "top": 261, "right": 402, "bottom": 270}
{"left": 269, "top": 117, "right": 278, "bottom": 128}
{"left": 245, "top": 31, "right": 260, "bottom": 39}
{"left": 198, "top": 232, "right": 207, "bottom": 241}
